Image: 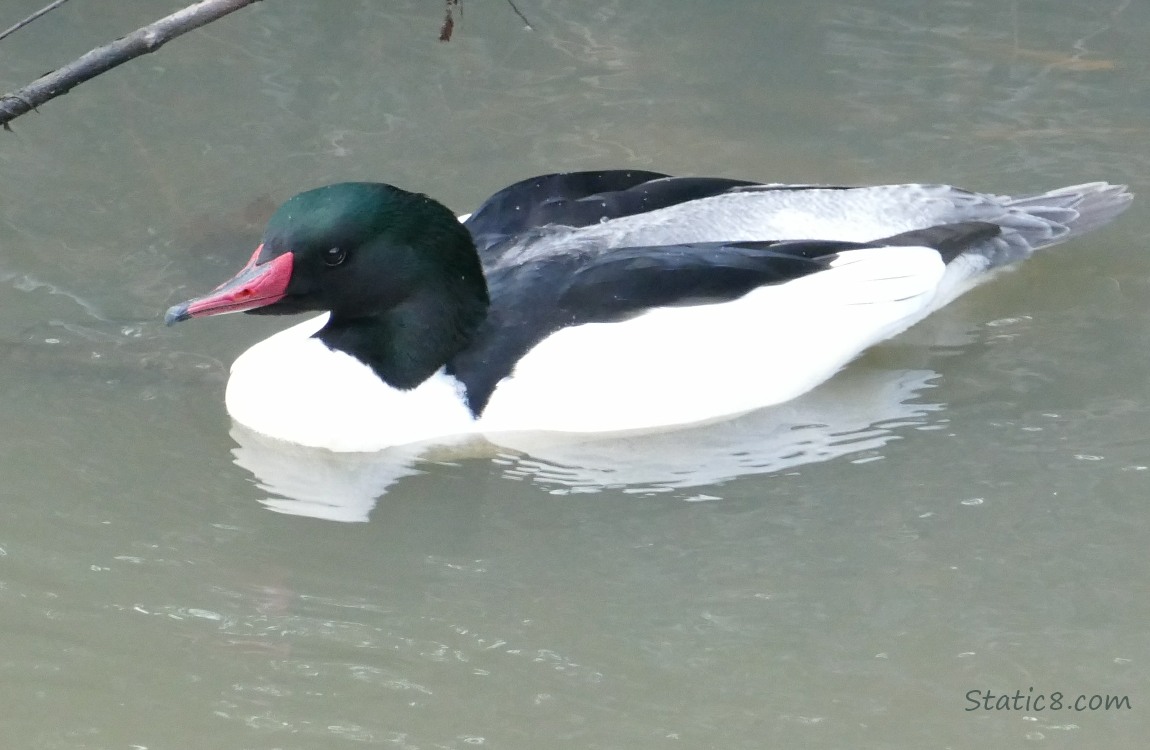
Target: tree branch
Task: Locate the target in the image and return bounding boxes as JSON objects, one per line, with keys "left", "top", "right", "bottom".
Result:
{"left": 504, "top": 0, "right": 533, "bottom": 31}
{"left": 0, "top": 0, "right": 75, "bottom": 44}
{"left": 0, "top": 0, "right": 262, "bottom": 130}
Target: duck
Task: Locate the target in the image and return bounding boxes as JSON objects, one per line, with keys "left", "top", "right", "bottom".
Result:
{"left": 165, "top": 170, "right": 1131, "bottom": 452}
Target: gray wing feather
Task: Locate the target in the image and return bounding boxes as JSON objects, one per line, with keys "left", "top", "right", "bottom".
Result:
{"left": 487, "top": 181, "right": 1131, "bottom": 273}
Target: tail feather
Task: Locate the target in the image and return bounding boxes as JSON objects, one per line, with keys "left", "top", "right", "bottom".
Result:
{"left": 964, "top": 182, "right": 1133, "bottom": 270}
{"left": 1004, "top": 182, "right": 1133, "bottom": 247}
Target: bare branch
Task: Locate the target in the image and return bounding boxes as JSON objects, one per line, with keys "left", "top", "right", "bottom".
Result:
{"left": 0, "top": 0, "right": 262, "bottom": 130}
{"left": 504, "top": 0, "right": 533, "bottom": 31}
{"left": 0, "top": 0, "right": 75, "bottom": 44}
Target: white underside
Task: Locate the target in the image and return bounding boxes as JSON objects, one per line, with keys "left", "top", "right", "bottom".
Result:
{"left": 224, "top": 243, "right": 991, "bottom": 452}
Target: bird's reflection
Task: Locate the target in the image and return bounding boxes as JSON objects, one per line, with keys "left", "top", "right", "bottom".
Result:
{"left": 230, "top": 364, "right": 944, "bottom": 522}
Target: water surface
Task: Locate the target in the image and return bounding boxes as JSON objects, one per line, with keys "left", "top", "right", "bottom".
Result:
{"left": 0, "top": 0, "right": 1147, "bottom": 747}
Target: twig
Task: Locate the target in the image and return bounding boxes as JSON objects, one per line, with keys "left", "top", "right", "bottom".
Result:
{"left": 0, "top": 0, "right": 262, "bottom": 130}
{"left": 0, "top": 0, "right": 74, "bottom": 43}
{"left": 441, "top": 0, "right": 532, "bottom": 41}
{"left": 504, "top": 0, "right": 533, "bottom": 30}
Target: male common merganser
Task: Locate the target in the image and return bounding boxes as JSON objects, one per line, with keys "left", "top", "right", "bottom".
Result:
{"left": 165, "top": 170, "right": 1131, "bottom": 452}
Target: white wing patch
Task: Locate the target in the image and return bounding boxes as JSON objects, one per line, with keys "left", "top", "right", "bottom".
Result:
{"left": 479, "top": 245, "right": 947, "bottom": 434}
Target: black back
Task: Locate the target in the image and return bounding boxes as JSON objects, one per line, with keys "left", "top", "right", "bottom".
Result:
{"left": 464, "top": 170, "right": 762, "bottom": 257}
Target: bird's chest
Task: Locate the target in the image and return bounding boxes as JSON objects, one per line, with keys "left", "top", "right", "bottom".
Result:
{"left": 224, "top": 314, "right": 476, "bottom": 452}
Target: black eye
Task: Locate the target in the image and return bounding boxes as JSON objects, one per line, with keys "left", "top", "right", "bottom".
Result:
{"left": 322, "top": 246, "right": 347, "bottom": 267}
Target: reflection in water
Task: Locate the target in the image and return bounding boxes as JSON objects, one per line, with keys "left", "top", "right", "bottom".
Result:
{"left": 230, "top": 426, "right": 427, "bottom": 522}
{"left": 231, "top": 364, "right": 944, "bottom": 522}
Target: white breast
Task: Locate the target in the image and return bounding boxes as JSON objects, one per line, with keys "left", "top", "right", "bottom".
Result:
{"left": 225, "top": 314, "right": 478, "bottom": 452}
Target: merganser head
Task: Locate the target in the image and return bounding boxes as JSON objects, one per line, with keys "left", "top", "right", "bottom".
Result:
{"left": 166, "top": 182, "right": 486, "bottom": 325}
{"left": 166, "top": 182, "right": 490, "bottom": 389}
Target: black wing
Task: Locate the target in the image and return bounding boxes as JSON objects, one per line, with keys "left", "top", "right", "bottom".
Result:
{"left": 556, "top": 223, "right": 1003, "bottom": 319}
{"left": 878, "top": 221, "right": 1007, "bottom": 264}
{"left": 554, "top": 240, "right": 854, "bottom": 320}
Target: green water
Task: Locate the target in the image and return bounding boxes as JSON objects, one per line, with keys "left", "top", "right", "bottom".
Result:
{"left": 0, "top": 0, "right": 1146, "bottom": 747}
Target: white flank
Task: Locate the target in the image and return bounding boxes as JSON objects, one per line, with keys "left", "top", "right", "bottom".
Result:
{"left": 479, "top": 245, "right": 947, "bottom": 434}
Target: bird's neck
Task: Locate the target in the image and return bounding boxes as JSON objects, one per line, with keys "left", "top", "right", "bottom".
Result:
{"left": 316, "top": 280, "right": 488, "bottom": 390}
